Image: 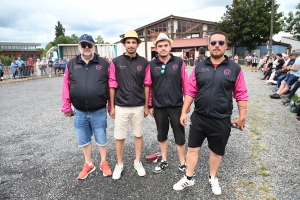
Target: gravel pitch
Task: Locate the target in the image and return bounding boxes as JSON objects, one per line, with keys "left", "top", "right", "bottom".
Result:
{"left": 0, "top": 68, "right": 299, "bottom": 200}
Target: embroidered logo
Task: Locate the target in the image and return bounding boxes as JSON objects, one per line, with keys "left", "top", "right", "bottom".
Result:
{"left": 172, "top": 64, "right": 178, "bottom": 70}
{"left": 119, "top": 66, "right": 126, "bottom": 70}
{"left": 74, "top": 65, "right": 83, "bottom": 69}
{"left": 95, "top": 65, "right": 102, "bottom": 70}
{"left": 224, "top": 69, "right": 231, "bottom": 75}
{"left": 200, "top": 68, "right": 209, "bottom": 72}
{"left": 137, "top": 65, "right": 142, "bottom": 71}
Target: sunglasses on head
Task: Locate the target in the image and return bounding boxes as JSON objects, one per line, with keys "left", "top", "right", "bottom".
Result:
{"left": 161, "top": 65, "right": 166, "bottom": 75}
{"left": 210, "top": 40, "right": 225, "bottom": 46}
{"left": 80, "top": 43, "right": 93, "bottom": 48}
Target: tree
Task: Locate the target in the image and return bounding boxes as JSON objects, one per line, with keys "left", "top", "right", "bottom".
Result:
{"left": 69, "top": 34, "right": 79, "bottom": 44}
{"left": 55, "top": 35, "right": 71, "bottom": 44}
{"left": 284, "top": 3, "right": 300, "bottom": 41}
{"left": 55, "top": 21, "right": 65, "bottom": 41}
{"left": 216, "top": 0, "right": 284, "bottom": 53}
{"left": 95, "top": 35, "right": 105, "bottom": 44}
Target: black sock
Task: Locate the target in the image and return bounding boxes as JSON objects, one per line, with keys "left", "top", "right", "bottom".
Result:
{"left": 186, "top": 175, "right": 193, "bottom": 180}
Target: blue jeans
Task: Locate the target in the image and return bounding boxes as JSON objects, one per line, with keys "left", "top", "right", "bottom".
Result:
{"left": 17, "top": 67, "right": 22, "bottom": 77}
{"left": 288, "top": 81, "right": 300, "bottom": 99}
{"left": 276, "top": 73, "right": 287, "bottom": 89}
{"left": 74, "top": 108, "right": 108, "bottom": 147}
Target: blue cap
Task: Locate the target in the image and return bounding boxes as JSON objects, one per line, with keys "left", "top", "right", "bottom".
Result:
{"left": 79, "top": 34, "right": 95, "bottom": 44}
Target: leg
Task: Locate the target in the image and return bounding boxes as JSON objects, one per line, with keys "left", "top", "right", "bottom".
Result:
{"left": 209, "top": 150, "right": 222, "bottom": 177}
{"left": 116, "top": 139, "right": 125, "bottom": 164}
{"left": 176, "top": 144, "right": 185, "bottom": 166}
{"left": 82, "top": 143, "right": 93, "bottom": 164}
{"left": 159, "top": 140, "right": 168, "bottom": 161}
{"left": 134, "top": 136, "right": 143, "bottom": 162}
{"left": 186, "top": 147, "right": 200, "bottom": 176}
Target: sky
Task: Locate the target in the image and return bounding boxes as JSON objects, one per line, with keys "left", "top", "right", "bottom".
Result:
{"left": 0, "top": 0, "right": 298, "bottom": 48}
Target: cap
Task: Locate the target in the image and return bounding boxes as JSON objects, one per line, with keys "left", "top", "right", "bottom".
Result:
{"left": 153, "top": 33, "right": 173, "bottom": 46}
{"left": 79, "top": 34, "right": 95, "bottom": 44}
{"left": 120, "top": 30, "right": 141, "bottom": 44}
{"left": 294, "top": 51, "right": 300, "bottom": 55}
{"left": 289, "top": 52, "right": 294, "bottom": 56}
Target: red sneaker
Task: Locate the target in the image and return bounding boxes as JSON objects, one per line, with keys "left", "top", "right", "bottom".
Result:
{"left": 100, "top": 161, "right": 112, "bottom": 177}
{"left": 77, "top": 163, "right": 95, "bottom": 179}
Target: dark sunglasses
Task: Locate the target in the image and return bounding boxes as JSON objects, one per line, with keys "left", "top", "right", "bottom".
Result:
{"left": 161, "top": 65, "right": 166, "bottom": 75}
{"left": 80, "top": 43, "right": 93, "bottom": 48}
{"left": 210, "top": 40, "right": 225, "bottom": 46}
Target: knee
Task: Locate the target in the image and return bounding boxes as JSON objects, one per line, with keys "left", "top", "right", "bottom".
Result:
{"left": 187, "top": 147, "right": 200, "bottom": 155}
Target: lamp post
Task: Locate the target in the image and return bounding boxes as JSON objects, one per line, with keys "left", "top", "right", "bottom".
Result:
{"left": 269, "top": 0, "right": 274, "bottom": 55}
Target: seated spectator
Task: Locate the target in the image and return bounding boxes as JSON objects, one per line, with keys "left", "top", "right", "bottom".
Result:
{"left": 57, "top": 58, "right": 63, "bottom": 74}
{"left": 270, "top": 51, "right": 300, "bottom": 99}
{"left": 281, "top": 77, "right": 300, "bottom": 105}
{"left": 10, "top": 60, "right": 18, "bottom": 79}
{"left": 265, "top": 53, "right": 285, "bottom": 84}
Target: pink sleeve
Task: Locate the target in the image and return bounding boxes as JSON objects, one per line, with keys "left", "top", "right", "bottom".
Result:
{"left": 143, "top": 64, "right": 152, "bottom": 86}
{"left": 108, "top": 62, "right": 118, "bottom": 88}
{"left": 187, "top": 66, "right": 198, "bottom": 98}
{"left": 61, "top": 66, "right": 72, "bottom": 113}
{"left": 233, "top": 69, "right": 248, "bottom": 101}
{"left": 181, "top": 62, "right": 189, "bottom": 95}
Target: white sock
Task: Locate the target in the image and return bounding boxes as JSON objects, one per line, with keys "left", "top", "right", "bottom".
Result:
{"left": 88, "top": 163, "right": 93, "bottom": 166}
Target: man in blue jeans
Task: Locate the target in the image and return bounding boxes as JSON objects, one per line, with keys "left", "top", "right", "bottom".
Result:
{"left": 61, "top": 34, "right": 112, "bottom": 179}
{"left": 270, "top": 51, "right": 300, "bottom": 99}
{"left": 15, "top": 57, "right": 24, "bottom": 78}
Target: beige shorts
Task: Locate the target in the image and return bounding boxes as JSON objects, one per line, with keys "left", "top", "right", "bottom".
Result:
{"left": 114, "top": 105, "right": 144, "bottom": 139}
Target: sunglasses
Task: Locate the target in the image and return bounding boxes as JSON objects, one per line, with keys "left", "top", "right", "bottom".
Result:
{"left": 80, "top": 43, "right": 93, "bottom": 48}
{"left": 210, "top": 40, "right": 225, "bottom": 46}
{"left": 161, "top": 65, "right": 166, "bottom": 75}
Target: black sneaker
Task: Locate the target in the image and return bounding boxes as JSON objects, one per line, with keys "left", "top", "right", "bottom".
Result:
{"left": 282, "top": 99, "right": 290, "bottom": 105}
{"left": 153, "top": 160, "right": 168, "bottom": 173}
{"left": 178, "top": 164, "right": 186, "bottom": 172}
{"left": 269, "top": 93, "right": 280, "bottom": 99}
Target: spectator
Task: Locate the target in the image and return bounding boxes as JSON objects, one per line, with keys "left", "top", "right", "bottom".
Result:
{"left": 53, "top": 58, "right": 59, "bottom": 75}
{"left": 245, "top": 54, "right": 251, "bottom": 67}
{"left": 57, "top": 58, "right": 63, "bottom": 74}
{"left": 15, "top": 57, "right": 24, "bottom": 78}
{"left": 35, "top": 59, "right": 42, "bottom": 76}
{"left": 48, "top": 57, "right": 54, "bottom": 77}
{"left": 234, "top": 54, "right": 238, "bottom": 64}
{"left": 10, "top": 60, "right": 18, "bottom": 79}
{"left": 270, "top": 51, "right": 300, "bottom": 99}
{"left": 27, "top": 58, "right": 34, "bottom": 76}
{"left": 0, "top": 59, "right": 4, "bottom": 81}
{"left": 61, "top": 57, "right": 67, "bottom": 74}
{"left": 265, "top": 53, "right": 285, "bottom": 84}
{"left": 251, "top": 53, "right": 258, "bottom": 72}
{"left": 281, "top": 77, "right": 300, "bottom": 105}
{"left": 195, "top": 47, "right": 207, "bottom": 66}
{"left": 40, "top": 57, "right": 48, "bottom": 76}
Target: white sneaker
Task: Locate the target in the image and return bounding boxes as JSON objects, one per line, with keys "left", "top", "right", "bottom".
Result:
{"left": 134, "top": 161, "right": 146, "bottom": 176}
{"left": 112, "top": 164, "right": 123, "bottom": 180}
{"left": 173, "top": 176, "right": 195, "bottom": 191}
{"left": 209, "top": 176, "right": 221, "bottom": 195}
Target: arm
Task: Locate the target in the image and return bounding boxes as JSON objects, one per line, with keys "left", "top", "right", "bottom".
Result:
{"left": 108, "top": 61, "right": 118, "bottom": 119}
{"left": 144, "top": 86, "right": 150, "bottom": 117}
{"left": 181, "top": 61, "right": 190, "bottom": 112}
{"left": 60, "top": 66, "right": 73, "bottom": 116}
{"left": 109, "top": 88, "right": 116, "bottom": 119}
{"left": 180, "top": 95, "right": 194, "bottom": 126}
{"left": 143, "top": 64, "right": 152, "bottom": 117}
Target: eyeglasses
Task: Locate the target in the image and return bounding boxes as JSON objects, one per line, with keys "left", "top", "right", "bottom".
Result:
{"left": 161, "top": 65, "right": 166, "bottom": 75}
{"left": 210, "top": 40, "right": 225, "bottom": 46}
{"left": 80, "top": 43, "right": 93, "bottom": 48}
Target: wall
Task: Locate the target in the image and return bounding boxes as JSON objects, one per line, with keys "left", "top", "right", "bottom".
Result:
{"left": 281, "top": 38, "right": 300, "bottom": 51}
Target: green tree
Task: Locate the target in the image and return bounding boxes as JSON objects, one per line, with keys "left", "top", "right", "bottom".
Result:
{"left": 45, "top": 42, "right": 53, "bottom": 53}
{"left": 284, "top": 3, "right": 300, "bottom": 40}
{"left": 69, "top": 34, "right": 79, "bottom": 44}
{"left": 216, "top": 0, "right": 284, "bottom": 53}
{"left": 55, "top": 21, "right": 65, "bottom": 40}
{"left": 55, "top": 35, "right": 71, "bottom": 44}
{"left": 95, "top": 35, "right": 105, "bottom": 44}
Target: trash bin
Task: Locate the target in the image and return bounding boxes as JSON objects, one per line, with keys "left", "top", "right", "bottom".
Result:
{"left": 22, "top": 65, "right": 31, "bottom": 78}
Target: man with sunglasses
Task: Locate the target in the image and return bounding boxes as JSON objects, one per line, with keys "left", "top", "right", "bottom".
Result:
{"left": 61, "top": 34, "right": 112, "bottom": 179}
{"left": 108, "top": 30, "right": 151, "bottom": 180}
{"left": 148, "top": 33, "right": 189, "bottom": 174}
{"left": 173, "top": 31, "right": 248, "bottom": 195}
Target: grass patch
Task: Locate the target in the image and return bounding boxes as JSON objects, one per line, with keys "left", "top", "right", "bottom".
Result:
{"left": 238, "top": 180, "right": 255, "bottom": 189}
{"left": 254, "top": 163, "right": 270, "bottom": 176}
{"left": 216, "top": 172, "right": 222, "bottom": 178}
{"left": 291, "top": 94, "right": 298, "bottom": 102}
{"left": 250, "top": 129, "right": 261, "bottom": 135}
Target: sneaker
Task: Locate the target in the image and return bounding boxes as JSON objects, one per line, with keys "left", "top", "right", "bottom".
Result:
{"left": 112, "top": 164, "right": 124, "bottom": 180}
{"left": 99, "top": 161, "right": 112, "bottom": 177}
{"left": 153, "top": 160, "right": 168, "bottom": 173}
{"left": 209, "top": 176, "right": 221, "bottom": 195}
{"left": 178, "top": 163, "right": 186, "bottom": 172}
{"left": 77, "top": 163, "right": 96, "bottom": 179}
{"left": 269, "top": 93, "right": 280, "bottom": 99}
{"left": 173, "top": 175, "right": 195, "bottom": 191}
{"left": 296, "top": 117, "right": 300, "bottom": 121}
{"left": 134, "top": 161, "right": 146, "bottom": 176}
{"left": 282, "top": 99, "right": 290, "bottom": 105}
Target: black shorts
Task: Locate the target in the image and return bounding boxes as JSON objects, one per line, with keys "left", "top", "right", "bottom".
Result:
{"left": 154, "top": 107, "right": 185, "bottom": 145}
{"left": 188, "top": 112, "right": 231, "bottom": 156}
{"left": 252, "top": 63, "right": 257, "bottom": 67}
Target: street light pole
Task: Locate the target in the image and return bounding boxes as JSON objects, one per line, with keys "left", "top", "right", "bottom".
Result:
{"left": 269, "top": 0, "right": 274, "bottom": 55}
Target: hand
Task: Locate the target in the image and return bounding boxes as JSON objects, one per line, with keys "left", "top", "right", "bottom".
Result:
{"left": 149, "top": 108, "right": 154, "bottom": 117}
{"left": 144, "top": 106, "right": 149, "bottom": 117}
{"left": 64, "top": 111, "right": 74, "bottom": 117}
{"left": 180, "top": 113, "right": 187, "bottom": 126}
{"left": 186, "top": 107, "right": 191, "bottom": 114}
{"left": 109, "top": 107, "right": 115, "bottom": 119}
{"left": 231, "top": 117, "right": 246, "bottom": 131}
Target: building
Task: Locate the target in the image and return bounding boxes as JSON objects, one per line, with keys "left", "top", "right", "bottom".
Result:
{"left": 280, "top": 36, "right": 300, "bottom": 52}
{"left": 0, "top": 42, "right": 43, "bottom": 61}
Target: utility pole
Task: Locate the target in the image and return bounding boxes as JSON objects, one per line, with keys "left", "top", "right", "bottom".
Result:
{"left": 269, "top": 0, "right": 274, "bottom": 55}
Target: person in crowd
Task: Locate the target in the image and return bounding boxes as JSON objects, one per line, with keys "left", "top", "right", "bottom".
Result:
{"left": 266, "top": 53, "right": 288, "bottom": 85}
{"left": 281, "top": 77, "right": 300, "bottom": 105}
{"left": 35, "top": 59, "right": 42, "bottom": 76}
{"left": 53, "top": 57, "right": 59, "bottom": 75}
{"left": 245, "top": 54, "right": 251, "bottom": 67}
{"left": 57, "top": 58, "right": 63, "bottom": 74}
{"left": 148, "top": 33, "right": 189, "bottom": 174}
{"left": 15, "top": 57, "right": 24, "bottom": 78}
{"left": 195, "top": 47, "right": 207, "bottom": 66}
{"left": 10, "top": 60, "right": 18, "bottom": 79}
{"left": 234, "top": 54, "right": 238, "bottom": 64}
{"left": 48, "top": 57, "right": 54, "bottom": 77}
{"left": 61, "top": 57, "right": 67, "bottom": 74}
{"left": 61, "top": 34, "right": 112, "bottom": 179}
{"left": 40, "top": 57, "right": 48, "bottom": 76}
{"left": 270, "top": 51, "right": 300, "bottom": 99}
{"left": 27, "top": 57, "right": 35, "bottom": 77}
{"left": 251, "top": 53, "right": 258, "bottom": 72}
{"left": 108, "top": 30, "right": 150, "bottom": 180}
{"left": 173, "top": 31, "right": 248, "bottom": 195}
{"left": 0, "top": 59, "right": 4, "bottom": 81}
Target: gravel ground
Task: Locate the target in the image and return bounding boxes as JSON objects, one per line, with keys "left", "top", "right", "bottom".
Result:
{"left": 0, "top": 68, "right": 299, "bottom": 200}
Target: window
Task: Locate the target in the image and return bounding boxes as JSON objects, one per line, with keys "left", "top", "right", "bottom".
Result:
{"left": 192, "top": 34, "right": 200, "bottom": 38}
{"left": 187, "top": 22, "right": 191, "bottom": 31}
{"left": 182, "top": 21, "right": 186, "bottom": 32}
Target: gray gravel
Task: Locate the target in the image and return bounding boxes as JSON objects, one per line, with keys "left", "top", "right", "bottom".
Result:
{"left": 0, "top": 68, "right": 299, "bottom": 200}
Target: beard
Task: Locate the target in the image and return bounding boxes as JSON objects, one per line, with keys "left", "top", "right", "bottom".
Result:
{"left": 210, "top": 50, "right": 224, "bottom": 60}
{"left": 79, "top": 49, "right": 94, "bottom": 60}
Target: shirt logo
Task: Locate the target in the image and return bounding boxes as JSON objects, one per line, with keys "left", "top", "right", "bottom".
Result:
{"left": 224, "top": 69, "right": 231, "bottom": 75}
{"left": 74, "top": 65, "right": 83, "bottom": 69}
{"left": 137, "top": 65, "right": 142, "bottom": 71}
{"left": 172, "top": 64, "right": 178, "bottom": 70}
{"left": 95, "top": 65, "right": 102, "bottom": 70}
{"left": 200, "top": 68, "right": 209, "bottom": 72}
{"left": 119, "top": 66, "right": 126, "bottom": 70}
